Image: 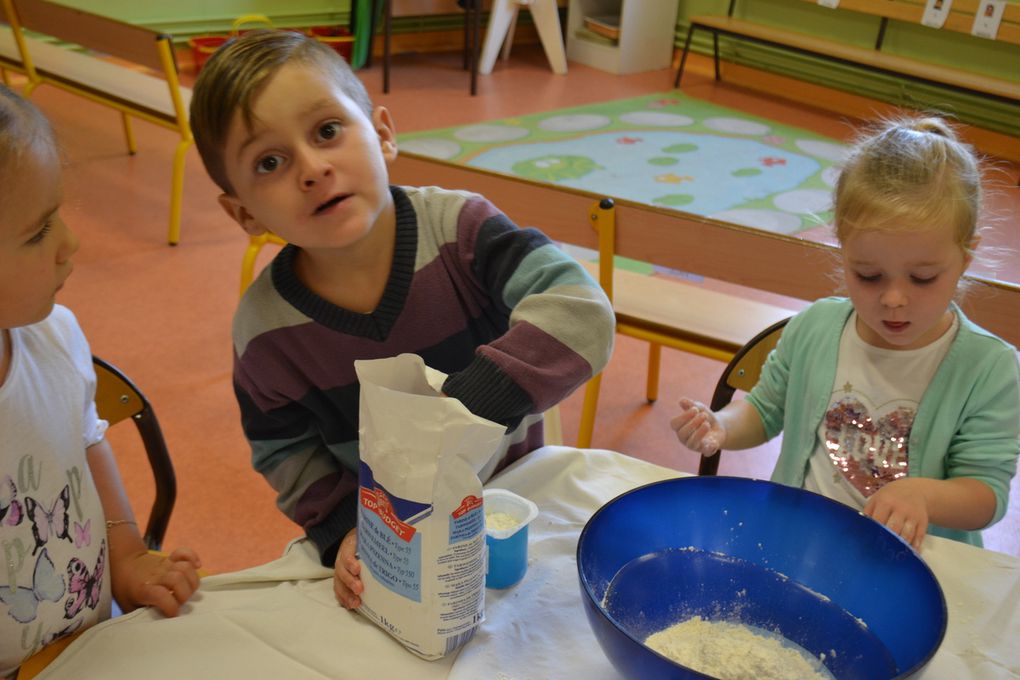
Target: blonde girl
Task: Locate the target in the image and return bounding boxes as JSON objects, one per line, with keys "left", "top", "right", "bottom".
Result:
{"left": 671, "top": 116, "right": 1020, "bottom": 551}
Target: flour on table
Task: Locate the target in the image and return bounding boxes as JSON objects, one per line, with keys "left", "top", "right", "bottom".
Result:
{"left": 645, "top": 616, "right": 832, "bottom": 680}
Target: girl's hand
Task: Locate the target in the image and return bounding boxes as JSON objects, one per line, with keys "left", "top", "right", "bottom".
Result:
{"left": 112, "top": 547, "right": 201, "bottom": 617}
{"left": 333, "top": 528, "right": 363, "bottom": 609}
{"left": 670, "top": 398, "right": 726, "bottom": 456}
{"left": 863, "top": 478, "right": 930, "bottom": 551}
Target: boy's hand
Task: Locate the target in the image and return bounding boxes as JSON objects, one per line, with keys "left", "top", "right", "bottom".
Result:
{"left": 863, "top": 478, "right": 929, "bottom": 551}
{"left": 670, "top": 398, "right": 726, "bottom": 456}
{"left": 333, "top": 528, "right": 363, "bottom": 609}
{"left": 113, "top": 547, "right": 202, "bottom": 617}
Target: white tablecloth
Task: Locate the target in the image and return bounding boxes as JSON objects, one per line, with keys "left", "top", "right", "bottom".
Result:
{"left": 36, "top": 447, "right": 1020, "bottom": 679}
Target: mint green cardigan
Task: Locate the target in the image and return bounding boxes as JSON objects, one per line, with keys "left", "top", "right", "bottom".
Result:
{"left": 747, "top": 297, "right": 1020, "bottom": 547}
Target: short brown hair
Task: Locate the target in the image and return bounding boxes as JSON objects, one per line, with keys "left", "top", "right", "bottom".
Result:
{"left": 189, "top": 30, "right": 373, "bottom": 194}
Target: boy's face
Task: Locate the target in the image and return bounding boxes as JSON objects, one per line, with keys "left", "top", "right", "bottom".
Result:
{"left": 0, "top": 143, "right": 78, "bottom": 329}
{"left": 217, "top": 62, "right": 397, "bottom": 251}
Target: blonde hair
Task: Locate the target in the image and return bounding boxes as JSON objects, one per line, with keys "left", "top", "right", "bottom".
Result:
{"left": 0, "top": 83, "right": 56, "bottom": 175}
{"left": 190, "top": 30, "right": 373, "bottom": 195}
{"left": 833, "top": 116, "right": 981, "bottom": 257}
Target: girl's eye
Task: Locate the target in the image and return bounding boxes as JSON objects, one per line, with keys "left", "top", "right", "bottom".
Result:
{"left": 911, "top": 275, "right": 937, "bottom": 285}
{"left": 25, "top": 221, "right": 52, "bottom": 245}
{"left": 855, "top": 272, "right": 881, "bottom": 283}
{"left": 255, "top": 155, "right": 283, "bottom": 175}
{"left": 317, "top": 122, "right": 340, "bottom": 142}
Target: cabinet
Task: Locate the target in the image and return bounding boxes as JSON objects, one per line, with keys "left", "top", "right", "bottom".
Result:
{"left": 566, "top": 0, "right": 679, "bottom": 74}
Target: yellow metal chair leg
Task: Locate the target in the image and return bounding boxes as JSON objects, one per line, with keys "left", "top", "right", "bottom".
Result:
{"left": 167, "top": 138, "right": 191, "bottom": 246}
{"left": 1, "top": 68, "right": 9, "bottom": 86}
{"left": 645, "top": 342, "right": 662, "bottom": 403}
{"left": 240, "top": 235, "right": 266, "bottom": 295}
{"left": 120, "top": 112, "right": 137, "bottom": 155}
{"left": 577, "top": 373, "right": 603, "bottom": 449}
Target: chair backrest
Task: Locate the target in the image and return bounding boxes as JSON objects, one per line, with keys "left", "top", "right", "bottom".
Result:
{"left": 698, "top": 316, "right": 790, "bottom": 476}
{"left": 92, "top": 356, "right": 176, "bottom": 551}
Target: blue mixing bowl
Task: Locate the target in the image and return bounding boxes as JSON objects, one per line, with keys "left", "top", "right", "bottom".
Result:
{"left": 577, "top": 476, "right": 946, "bottom": 679}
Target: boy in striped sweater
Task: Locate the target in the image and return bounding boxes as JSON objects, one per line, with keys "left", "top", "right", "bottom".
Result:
{"left": 189, "top": 31, "right": 614, "bottom": 609}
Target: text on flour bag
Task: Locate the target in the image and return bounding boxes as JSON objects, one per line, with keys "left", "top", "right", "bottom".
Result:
{"left": 354, "top": 354, "right": 506, "bottom": 660}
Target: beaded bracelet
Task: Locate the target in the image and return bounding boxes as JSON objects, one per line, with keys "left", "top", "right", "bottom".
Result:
{"left": 105, "top": 519, "right": 137, "bottom": 529}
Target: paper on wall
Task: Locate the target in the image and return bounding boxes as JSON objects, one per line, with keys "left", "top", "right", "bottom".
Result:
{"left": 921, "top": 0, "right": 953, "bottom": 29}
{"left": 972, "top": 0, "right": 1006, "bottom": 38}
{"left": 354, "top": 354, "right": 506, "bottom": 660}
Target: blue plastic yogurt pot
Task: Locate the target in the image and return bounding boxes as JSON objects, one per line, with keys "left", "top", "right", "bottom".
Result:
{"left": 484, "top": 488, "right": 539, "bottom": 589}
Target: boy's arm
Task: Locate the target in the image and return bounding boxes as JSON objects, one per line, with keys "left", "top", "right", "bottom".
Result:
{"left": 234, "top": 381, "right": 359, "bottom": 567}
{"left": 443, "top": 215, "right": 615, "bottom": 427}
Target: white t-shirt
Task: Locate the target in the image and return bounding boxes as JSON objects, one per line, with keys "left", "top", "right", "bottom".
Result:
{"left": 804, "top": 311, "right": 957, "bottom": 509}
{"left": 0, "top": 306, "right": 111, "bottom": 678}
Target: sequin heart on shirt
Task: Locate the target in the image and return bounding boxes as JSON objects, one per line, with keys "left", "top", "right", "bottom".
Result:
{"left": 823, "top": 396, "right": 913, "bottom": 497}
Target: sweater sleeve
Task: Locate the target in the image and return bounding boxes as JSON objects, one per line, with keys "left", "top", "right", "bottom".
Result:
{"left": 941, "top": 341, "right": 1020, "bottom": 527}
{"left": 233, "top": 363, "right": 359, "bottom": 566}
{"left": 442, "top": 203, "right": 615, "bottom": 428}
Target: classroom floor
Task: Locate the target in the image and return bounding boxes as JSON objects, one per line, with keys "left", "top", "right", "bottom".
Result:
{"left": 9, "top": 44, "right": 1020, "bottom": 573}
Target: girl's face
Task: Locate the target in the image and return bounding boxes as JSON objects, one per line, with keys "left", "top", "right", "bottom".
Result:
{"left": 0, "top": 142, "right": 78, "bottom": 329}
{"left": 842, "top": 223, "right": 969, "bottom": 350}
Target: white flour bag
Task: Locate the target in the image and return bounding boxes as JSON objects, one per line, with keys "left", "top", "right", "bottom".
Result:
{"left": 354, "top": 354, "right": 506, "bottom": 660}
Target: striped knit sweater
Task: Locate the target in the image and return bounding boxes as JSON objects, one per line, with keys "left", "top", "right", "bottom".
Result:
{"left": 232, "top": 185, "right": 615, "bottom": 565}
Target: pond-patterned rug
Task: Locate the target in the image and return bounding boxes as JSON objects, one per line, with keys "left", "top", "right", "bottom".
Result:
{"left": 399, "top": 92, "right": 848, "bottom": 236}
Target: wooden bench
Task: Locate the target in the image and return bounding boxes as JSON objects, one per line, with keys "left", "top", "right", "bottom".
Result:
{"left": 674, "top": 0, "right": 1020, "bottom": 107}
{"left": 574, "top": 198, "right": 796, "bottom": 447}
{"left": 0, "top": 0, "right": 192, "bottom": 245}
{"left": 390, "top": 153, "right": 1020, "bottom": 446}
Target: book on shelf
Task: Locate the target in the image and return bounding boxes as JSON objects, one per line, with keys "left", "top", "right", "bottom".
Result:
{"left": 583, "top": 14, "right": 621, "bottom": 40}
{"left": 574, "top": 26, "right": 618, "bottom": 46}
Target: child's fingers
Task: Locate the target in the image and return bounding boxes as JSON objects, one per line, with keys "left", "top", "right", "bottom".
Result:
{"left": 333, "top": 570, "right": 363, "bottom": 609}
{"left": 167, "top": 546, "right": 202, "bottom": 569}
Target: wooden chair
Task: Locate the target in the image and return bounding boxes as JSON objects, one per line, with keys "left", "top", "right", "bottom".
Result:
{"left": 697, "top": 317, "right": 788, "bottom": 476}
{"left": 576, "top": 198, "right": 794, "bottom": 448}
{"left": 92, "top": 356, "right": 175, "bottom": 551}
{"left": 3, "top": 0, "right": 193, "bottom": 245}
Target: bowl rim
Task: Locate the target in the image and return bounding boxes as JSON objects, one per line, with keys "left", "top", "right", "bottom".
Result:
{"left": 575, "top": 475, "right": 948, "bottom": 679}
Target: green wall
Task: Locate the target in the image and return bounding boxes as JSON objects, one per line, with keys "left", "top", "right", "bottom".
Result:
{"left": 676, "top": 0, "right": 1020, "bottom": 136}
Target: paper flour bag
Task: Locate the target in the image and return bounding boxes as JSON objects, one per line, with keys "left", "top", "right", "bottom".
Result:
{"left": 354, "top": 354, "right": 506, "bottom": 660}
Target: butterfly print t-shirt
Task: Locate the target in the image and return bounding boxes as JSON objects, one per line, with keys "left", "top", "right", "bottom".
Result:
{"left": 803, "top": 311, "right": 957, "bottom": 509}
{"left": 0, "top": 307, "right": 111, "bottom": 678}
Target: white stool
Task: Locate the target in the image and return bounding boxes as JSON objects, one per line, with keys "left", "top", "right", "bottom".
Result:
{"left": 478, "top": 0, "right": 567, "bottom": 75}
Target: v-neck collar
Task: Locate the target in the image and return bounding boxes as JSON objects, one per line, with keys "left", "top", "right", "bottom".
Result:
{"left": 271, "top": 186, "right": 418, "bottom": 341}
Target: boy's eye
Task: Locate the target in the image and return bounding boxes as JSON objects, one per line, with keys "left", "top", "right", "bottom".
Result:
{"left": 855, "top": 272, "right": 880, "bottom": 283}
{"left": 256, "top": 155, "right": 283, "bottom": 175}
{"left": 317, "top": 122, "right": 340, "bottom": 142}
{"left": 25, "top": 221, "right": 52, "bottom": 245}
{"left": 911, "top": 275, "right": 937, "bottom": 285}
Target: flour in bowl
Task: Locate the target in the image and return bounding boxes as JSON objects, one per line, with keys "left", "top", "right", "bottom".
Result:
{"left": 645, "top": 616, "right": 832, "bottom": 680}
